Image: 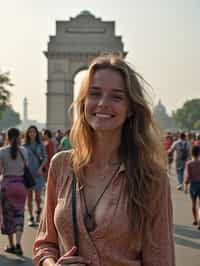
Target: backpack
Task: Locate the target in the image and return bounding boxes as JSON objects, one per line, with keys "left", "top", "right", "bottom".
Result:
{"left": 178, "top": 142, "right": 188, "bottom": 161}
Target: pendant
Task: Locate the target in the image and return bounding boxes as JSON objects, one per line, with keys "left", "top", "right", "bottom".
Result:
{"left": 85, "top": 214, "right": 96, "bottom": 232}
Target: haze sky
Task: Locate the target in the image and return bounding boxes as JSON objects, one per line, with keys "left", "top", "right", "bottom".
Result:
{"left": 0, "top": 0, "right": 199, "bottom": 123}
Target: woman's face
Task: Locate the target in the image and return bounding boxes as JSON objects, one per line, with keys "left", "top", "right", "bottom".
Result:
{"left": 84, "top": 68, "right": 131, "bottom": 133}
{"left": 28, "top": 127, "right": 37, "bottom": 141}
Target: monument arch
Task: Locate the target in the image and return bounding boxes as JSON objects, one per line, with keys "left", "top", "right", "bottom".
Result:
{"left": 45, "top": 10, "right": 127, "bottom": 131}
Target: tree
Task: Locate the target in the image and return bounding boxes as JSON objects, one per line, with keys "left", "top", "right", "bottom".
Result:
{"left": 0, "top": 71, "right": 13, "bottom": 118}
{"left": 0, "top": 105, "right": 21, "bottom": 130}
{"left": 194, "top": 120, "right": 200, "bottom": 130}
{"left": 172, "top": 99, "right": 200, "bottom": 130}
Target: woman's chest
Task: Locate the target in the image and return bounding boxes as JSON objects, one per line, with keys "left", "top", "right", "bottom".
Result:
{"left": 54, "top": 177, "right": 129, "bottom": 237}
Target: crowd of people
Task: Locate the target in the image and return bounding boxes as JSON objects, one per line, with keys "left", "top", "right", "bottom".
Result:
{"left": 164, "top": 131, "right": 200, "bottom": 230}
{"left": 0, "top": 54, "right": 199, "bottom": 265}
{"left": 0, "top": 126, "right": 71, "bottom": 256}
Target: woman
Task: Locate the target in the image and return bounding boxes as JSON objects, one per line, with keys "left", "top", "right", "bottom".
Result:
{"left": 24, "top": 125, "right": 47, "bottom": 226}
{"left": 184, "top": 145, "right": 200, "bottom": 229}
{"left": 0, "top": 128, "right": 27, "bottom": 255}
{"left": 33, "top": 55, "right": 175, "bottom": 266}
{"left": 42, "top": 129, "right": 56, "bottom": 181}
{"left": 164, "top": 132, "right": 174, "bottom": 173}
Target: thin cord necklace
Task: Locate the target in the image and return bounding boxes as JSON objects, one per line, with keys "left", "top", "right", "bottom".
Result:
{"left": 82, "top": 163, "right": 121, "bottom": 232}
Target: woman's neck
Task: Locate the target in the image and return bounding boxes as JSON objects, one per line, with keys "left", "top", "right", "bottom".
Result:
{"left": 30, "top": 140, "right": 36, "bottom": 145}
{"left": 91, "top": 131, "right": 121, "bottom": 168}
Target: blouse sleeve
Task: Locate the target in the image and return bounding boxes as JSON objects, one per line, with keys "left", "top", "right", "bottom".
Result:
{"left": 33, "top": 153, "right": 61, "bottom": 266}
{"left": 142, "top": 175, "right": 175, "bottom": 266}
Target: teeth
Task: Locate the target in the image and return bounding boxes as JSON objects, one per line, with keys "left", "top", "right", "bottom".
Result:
{"left": 95, "top": 114, "right": 112, "bottom": 118}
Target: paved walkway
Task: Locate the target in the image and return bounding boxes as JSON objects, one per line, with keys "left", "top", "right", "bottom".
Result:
{"left": 0, "top": 168, "right": 199, "bottom": 265}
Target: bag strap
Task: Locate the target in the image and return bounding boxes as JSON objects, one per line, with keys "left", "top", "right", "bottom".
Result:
{"left": 30, "top": 145, "right": 41, "bottom": 163}
{"left": 18, "top": 149, "right": 26, "bottom": 166}
{"left": 72, "top": 174, "right": 79, "bottom": 256}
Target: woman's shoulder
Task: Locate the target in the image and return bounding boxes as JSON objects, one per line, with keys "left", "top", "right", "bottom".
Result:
{"left": 0, "top": 145, "right": 9, "bottom": 152}
{"left": 19, "top": 145, "right": 26, "bottom": 151}
{"left": 50, "top": 150, "right": 72, "bottom": 171}
{"left": 49, "top": 150, "right": 73, "bottom": 187}
{"left": 0, "top": 145, "right": 9, "bottom": 157}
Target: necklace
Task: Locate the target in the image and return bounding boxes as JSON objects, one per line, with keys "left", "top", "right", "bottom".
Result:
{"left": 82, "top": 163, "right": 121, "bottom": 232}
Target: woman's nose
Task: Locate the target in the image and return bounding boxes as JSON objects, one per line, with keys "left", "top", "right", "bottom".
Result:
{"left": 97, "top": 95, "right": 108, "bottom": 106}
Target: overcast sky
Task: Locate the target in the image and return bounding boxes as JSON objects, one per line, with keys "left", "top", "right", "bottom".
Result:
{"left": 0, "top": 0, "right": 199, "bottom": 123}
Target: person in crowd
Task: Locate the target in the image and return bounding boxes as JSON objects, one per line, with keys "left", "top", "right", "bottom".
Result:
{"left": 164, "top": 132, "right": 174, "bottom": 173}
{"left": 51, "top": 132, "right": 59, "bottom": 153}
{"left": 55, "top": 129, "right": 64, "bottom": 146}
{"left": 42, "top": 129, "right": 56, "bottom": 181}
{"left": 184, "top": 145, "right": 200, "bottom": 229}
{"left": 58, "top": 129, "right": 72, "bottom": 151}
{"left": 24, "top": 125, "right": 47, "bottom": 226}
{"left": 168, "top": 132, "right": 190, "bottom": 190}
{"left": 33, "top": 54, "right": 175, "bottom": 266}
{"left": 193, "top": 134, "right": 200, "bottom": 147}
{"left": 0, "top": 128, "right": 27, "bottom": 255}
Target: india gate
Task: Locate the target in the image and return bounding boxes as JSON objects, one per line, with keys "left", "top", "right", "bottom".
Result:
{"left": 45, "top": 11, "right": 126, "bottom": 131}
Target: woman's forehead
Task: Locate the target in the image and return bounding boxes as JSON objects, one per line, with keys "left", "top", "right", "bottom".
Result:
{"left": 91, "top": 68, "right": 126, "bottom": 89}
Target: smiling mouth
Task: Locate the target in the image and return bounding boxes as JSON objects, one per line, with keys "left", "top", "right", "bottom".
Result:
{"left": 95, "top": 113, "right": 114, "bottom": 118}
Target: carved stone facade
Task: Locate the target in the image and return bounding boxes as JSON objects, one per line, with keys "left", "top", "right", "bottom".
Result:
{"left": 45, "top": 11, "right": 126, "bottom": 131}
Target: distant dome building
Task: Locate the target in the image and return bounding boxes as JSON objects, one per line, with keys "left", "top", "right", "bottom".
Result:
{"left": 153, "top": 100, "right": 174, "bottom": 130}
{"left": 154, "top": 99, "right": 167, "bottom": 115}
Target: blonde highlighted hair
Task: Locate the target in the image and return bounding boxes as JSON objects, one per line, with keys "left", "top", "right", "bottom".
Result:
{"left": 70, "top": 54, "right": 167, "bottom": 240}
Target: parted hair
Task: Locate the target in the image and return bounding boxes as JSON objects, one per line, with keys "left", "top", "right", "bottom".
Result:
{"left": 70, "top": 54, "right": 167, "bottom": 241}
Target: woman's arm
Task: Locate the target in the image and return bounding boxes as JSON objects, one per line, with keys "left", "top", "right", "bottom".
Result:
{"left": 142, "top": 175, "right": 175, "bottom": 266}
{"left": 39, "top": 144, "right": 48, "bottom": 169}
{"left": 33, "top": 154, "right": 60, "bottom": 266}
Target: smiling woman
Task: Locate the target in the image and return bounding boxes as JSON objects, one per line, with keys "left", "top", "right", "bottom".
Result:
{"left": 33, "top": 54, "right": 175, "bottom": 266}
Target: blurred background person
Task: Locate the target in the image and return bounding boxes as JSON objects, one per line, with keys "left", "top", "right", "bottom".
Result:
{"left": 58, "top": 129, "right": 72, "bottom": 151}
{"left": 184, "top": 145, "right": 200, "bottom": 229}
{"left": 42, "top": 129, "right": 56, "bottom": 181}
{"left": 24, "top": 125, "right": 47, "bottom": 226}
{"left": 0, "top": 128, "right": 27, "bottom": 255}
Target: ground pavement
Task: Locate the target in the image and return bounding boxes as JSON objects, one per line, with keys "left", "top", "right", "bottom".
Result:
{"left": 0, "top": 169, "right": 199, "bottom": 266}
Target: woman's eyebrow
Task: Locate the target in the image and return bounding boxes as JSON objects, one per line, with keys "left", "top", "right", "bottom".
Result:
{"left": 90, "top": 86, "right": 125, "bottom": 93}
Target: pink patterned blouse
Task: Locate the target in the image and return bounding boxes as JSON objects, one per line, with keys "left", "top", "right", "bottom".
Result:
{"left": 33, "top": 151, "right": 175, "bottom": 266}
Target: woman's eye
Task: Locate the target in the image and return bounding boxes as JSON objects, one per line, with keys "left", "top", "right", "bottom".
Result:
{"left": 89, "top": 91, "right": 101, "bottom": 97}
{"left": 111, "top": 95, "right": 123, "bottom": 101}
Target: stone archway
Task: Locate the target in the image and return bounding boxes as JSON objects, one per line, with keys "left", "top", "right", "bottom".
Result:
{"left": 44, "top": 10, "right": 127, "bottom": 131}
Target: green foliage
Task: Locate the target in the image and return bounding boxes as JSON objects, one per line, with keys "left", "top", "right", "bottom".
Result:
{"left": 194, "top": 120, "right": 200, "bottom": 130}
{"left": 172, "top": 99, "right": 200, "bottom": 130}
{"left": 0, "top": 71, "right": 13, "bottom": 117}
{"left": 0, "top": 106, "right": 21, "bottom": 130}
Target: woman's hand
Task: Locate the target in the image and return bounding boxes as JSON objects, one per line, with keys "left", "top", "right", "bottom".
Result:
{"left": 56, "top": 246, "right": 90, "bottom": 266}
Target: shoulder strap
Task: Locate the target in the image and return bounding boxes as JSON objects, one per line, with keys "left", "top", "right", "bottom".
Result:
{"left": 18, "top": 149, "right": 26, "bottom": 165}
{"left": 72, "top": 174, "right": 79, "bottom": 256}
{"left": 30, "top": 145, "right": 41, "bottom": 163}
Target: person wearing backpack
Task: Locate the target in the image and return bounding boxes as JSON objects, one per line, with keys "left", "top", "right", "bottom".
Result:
{"left": 184, "top": 145, "right": 200, "bottom": 229}
{"left": 168, "top": 132, "right": 190, "bottom": 190}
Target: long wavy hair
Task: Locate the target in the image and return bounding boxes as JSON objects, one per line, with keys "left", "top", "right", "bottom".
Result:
{"left": 7, "top": 128, "right": 20, "bottom": 160}
{"left": 70, "top": 54, "right": 167, "bottom": 241}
